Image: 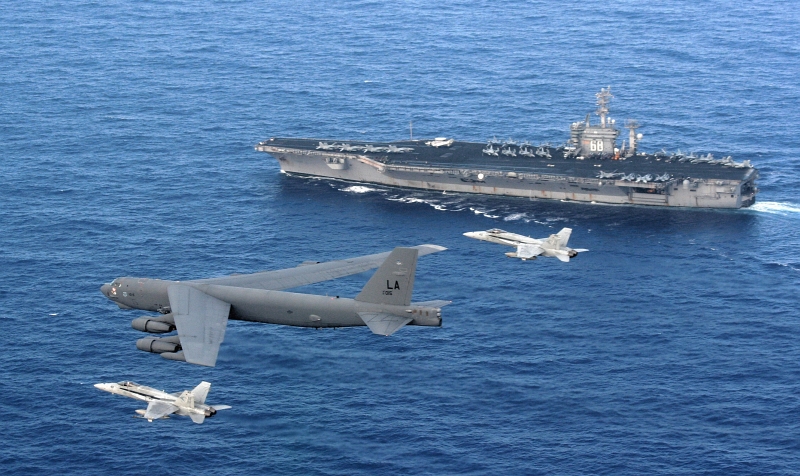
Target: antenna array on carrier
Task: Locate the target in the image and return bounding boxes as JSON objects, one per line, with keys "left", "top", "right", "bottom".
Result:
{"left": 595, "top": 87, "right": 613, "bottom": 127}
{"left": 625, "top": 119, "right": 641, "bottom": 155}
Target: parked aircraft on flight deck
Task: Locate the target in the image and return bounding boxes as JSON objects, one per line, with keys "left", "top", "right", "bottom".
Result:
{"left": 100, "top": 245, "right": 449, "bottom": 367}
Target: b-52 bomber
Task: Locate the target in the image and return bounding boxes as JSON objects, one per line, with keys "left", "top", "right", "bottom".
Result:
{"left": 464, "top": 228, "right": 588, "bottom": 262}
{"left": 94, "top": 380, "right": 230, "bottom": 424}
{"left": 100, "top": 245, "right": 449, "bottom": 367}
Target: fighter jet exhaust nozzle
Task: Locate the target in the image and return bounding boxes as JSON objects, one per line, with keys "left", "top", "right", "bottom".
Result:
{"left": 136, "top": 335, "right": 182, "bottom": 354}
{"left": 568, "top": 250, "right": 578, "bottom": 258}
{"left": 131, "top": 315, "right": 175, "bottom": 334}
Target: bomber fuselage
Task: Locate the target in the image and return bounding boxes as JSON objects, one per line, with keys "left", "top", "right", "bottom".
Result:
{"left": 101, "top": 277, "right": 442, "bottom": 329}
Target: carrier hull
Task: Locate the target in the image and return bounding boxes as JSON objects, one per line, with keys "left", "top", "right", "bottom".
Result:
{"left": 257, "top": 142, "right": 757, "bottom": 209}
{"left": 256, "top": 89, "right": 758, "bottom": 209}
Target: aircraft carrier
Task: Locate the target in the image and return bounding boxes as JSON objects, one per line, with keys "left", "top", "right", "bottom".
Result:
{"left": 255, "top": 88, "right": 758, "bottom": 209}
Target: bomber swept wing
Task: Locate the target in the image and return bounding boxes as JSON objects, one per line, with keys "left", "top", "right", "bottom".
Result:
{"left": 464, "top": 228, "right": 588, "bottom": 262}
{"left": 101, "top": 244, "right": 449, "bottom": 367}
{"left": 191, "top": 244, "right": 445, "bottom": 291}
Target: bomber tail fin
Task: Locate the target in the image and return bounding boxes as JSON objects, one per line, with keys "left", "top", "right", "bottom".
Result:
{"left": 355, "top": 247, "right": 418, "bottom": 306}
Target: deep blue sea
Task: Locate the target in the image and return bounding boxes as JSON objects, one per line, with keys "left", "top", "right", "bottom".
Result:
{"left": 2, "top": 1, "right": 800, "bottom": 474}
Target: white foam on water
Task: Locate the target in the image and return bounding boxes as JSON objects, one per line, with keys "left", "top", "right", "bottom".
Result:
{"left": 341, "top": 185, "right": 380, "bottom": 194}
{"left": 750, "top": 201, "right": 800, "bottom": 216}
{"left": 768, "top": 261, "right": 800, "bottom": 272}
{"left": 504, "top": 213, "right": 527, "bottom": 222}
{"left": 387, "top": 196, "right": 448, "bottom": 211}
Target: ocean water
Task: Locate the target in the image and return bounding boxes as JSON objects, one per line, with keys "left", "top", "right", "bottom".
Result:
{"left": 2, "top": 1, "right": 800, "bottom": 474}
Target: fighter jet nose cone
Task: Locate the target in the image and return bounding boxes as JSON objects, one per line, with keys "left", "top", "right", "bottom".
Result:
{"left": 100, "top": 283, "right": 111, "bottom": 297}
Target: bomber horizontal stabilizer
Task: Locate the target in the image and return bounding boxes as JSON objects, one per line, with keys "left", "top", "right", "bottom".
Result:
{"left": 358, "top": 312, "right": 413, "bottom": 336}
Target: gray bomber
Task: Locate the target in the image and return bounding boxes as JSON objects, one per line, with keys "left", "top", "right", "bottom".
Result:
{"left": 101, "top": 245, "right": 449, "bottom": 367}
{"left": 256, "top": 88, "right": 758, "bottom": 209}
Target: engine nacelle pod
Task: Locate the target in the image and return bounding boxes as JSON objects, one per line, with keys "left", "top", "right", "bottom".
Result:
{"left": 136, "top": 335, "right": 182, "bottom": 354}
{"left": 410, "top": 307, "right": 442, "bottom": 327}
{"left": 131, "top": 314, "right": 175, "bottom": 333}
{"left": 161, "top": 351, "right": 186, "bottom": 362}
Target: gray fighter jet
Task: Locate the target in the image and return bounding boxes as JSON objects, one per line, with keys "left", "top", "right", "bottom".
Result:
{"left": 464, "top": 228, "right": 588, "bottom": 262}
{"left": 597, "top": 171, "right": 622, "bottom": 179}
{"left": 363, "top": 144, "right": 385, "bottom": 153}
{"left": 386, "top": 144, "right": 414, "bottom": 153}
{"left": 339, "top": 143, "right": 361, "bottom": 152}
{"left": 94, "top": 381, "right": 230, "bottom": 424}
{"left": 100, "top": 245, "right": 449, "bottom": 367}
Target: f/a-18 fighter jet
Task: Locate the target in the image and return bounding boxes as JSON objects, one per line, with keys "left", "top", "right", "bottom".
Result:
{"left": 100, "top": 245, "right": 449, "bottom": 367}
{"left": 464, "top": 228, "right": 587, "bottom": 262}
{"left": 94, "top": 381, "right": 230, "bottom": 423}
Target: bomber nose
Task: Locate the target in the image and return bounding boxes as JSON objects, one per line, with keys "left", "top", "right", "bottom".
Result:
{"left": 100, "top": 283, "right": 111, "bottom": 297}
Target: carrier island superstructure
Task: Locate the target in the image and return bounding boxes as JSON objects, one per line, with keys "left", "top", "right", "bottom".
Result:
{"left": 256, "top": 88, "right": 758, "bottom": 209}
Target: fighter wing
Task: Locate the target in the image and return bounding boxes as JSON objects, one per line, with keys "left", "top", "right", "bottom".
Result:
{"left": 191, "top": 244, "right": 446, "bottom": 291}
{"left": 358, "top": 312, "right": 413, "bottom": 337}
{"left": 517, "top": 244, "right": 544, "bottom": 259}
{"left": 168, "top": 285, "right": 231, "bottom": 367}
{"left": 144, "top": 400, "right": 179, "bottom": 421}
